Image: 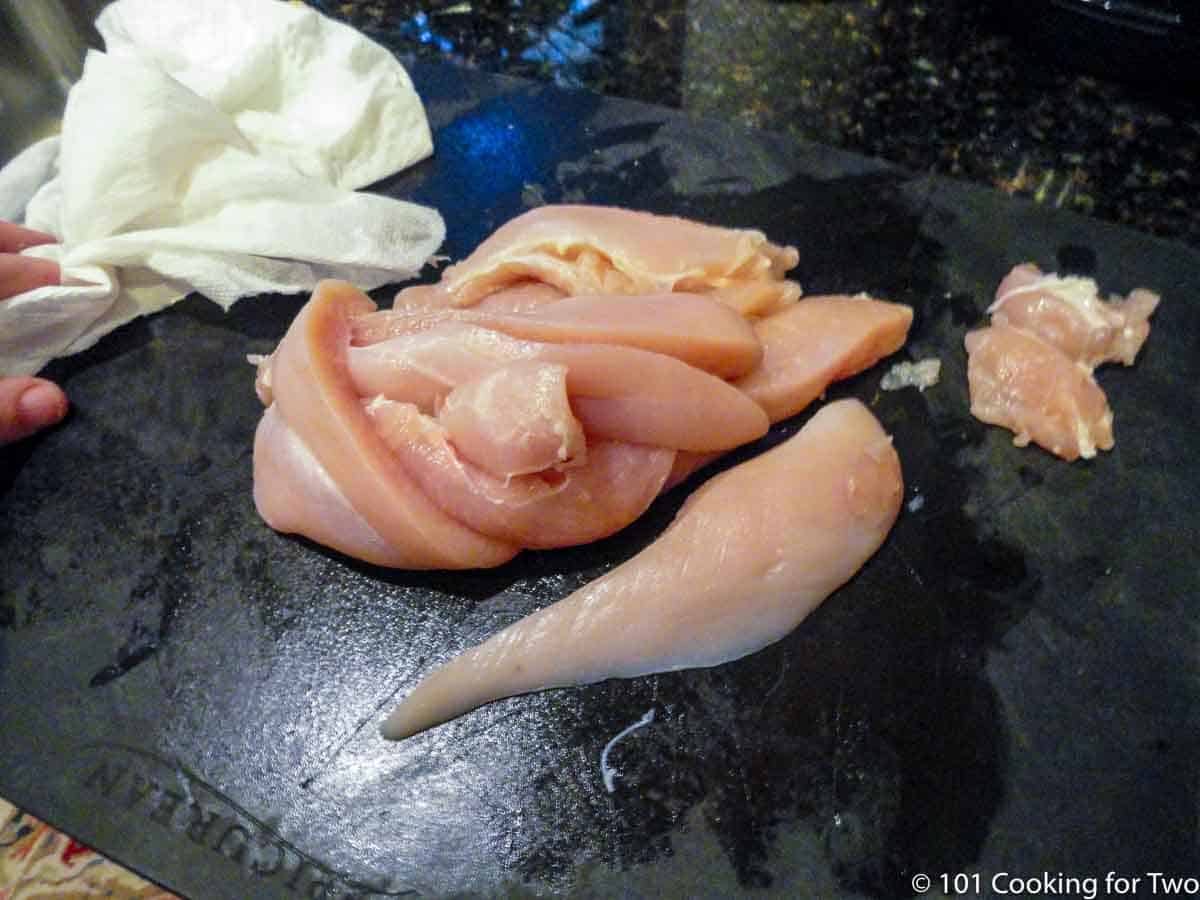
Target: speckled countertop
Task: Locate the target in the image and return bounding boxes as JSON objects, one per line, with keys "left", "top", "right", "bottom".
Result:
{"left": 310, "top": 0, "right": 1200, "bottom": 247}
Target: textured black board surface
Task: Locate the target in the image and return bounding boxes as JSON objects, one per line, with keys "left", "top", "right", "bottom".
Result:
{"left": 2, "top": 61, "right": 1198, "bottom": 899}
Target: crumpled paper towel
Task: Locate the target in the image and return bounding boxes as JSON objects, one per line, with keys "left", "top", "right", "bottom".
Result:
{"left": 0, "top": 0, "right": 444, "bottom": 376}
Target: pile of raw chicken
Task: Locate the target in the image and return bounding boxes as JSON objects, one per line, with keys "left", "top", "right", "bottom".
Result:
{"left": 249, "top": 205, "right": 1158, "bottom": 739}
{"left": 251, "top": 205, "right": 912, "bottom": 569}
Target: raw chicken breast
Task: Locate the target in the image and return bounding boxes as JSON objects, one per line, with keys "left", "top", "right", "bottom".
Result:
{"left": 351, "top": 292, "right": 764, "bottom": 379}
{"left": 435, "top": 360, "right": 585, "bottom": 478}
{"left": 426, "top": 205, "right": 802, "bottom": 316}
{"left": 252, "top": 278, "right": 757, "bottom": 566}
{"left": 666, "top": 294, "right": 912, "bottom": 486}
{"left": 990, "top": 264, "right": 1160, "bottom": 368}
{"left": 366, "top": 397, "right": 674, "bottom": 548}
{"left": 346, "top": 323, "right": 770, "bottom": 453}
{"left": 253, "top": 405, "right": 405, "bottom": 567}
{"left": 381, "top": 398, "right": 903, "bottom": 739}
{"left": 394, "top": 280, "right": 567, "bottom": 313}
{"left": 966, "top": 263, "right": 1159, "bottom": 460}
{"left": 472, "top": 281, "right": 568, "bottom": 312}
{"left": 256, "top": 280, "right": 520, "bottom": 569}
{"left": 252, "top": 207, "right": 913, "bottom": 570}
{"left": 345, "top": 323, "right": 535, "bottom": 412}
{"left": 734, "top": 295, "right": 914, "bottom": 421}
{"left": 965, "top": 325, "right": 1113, "bottom": 460}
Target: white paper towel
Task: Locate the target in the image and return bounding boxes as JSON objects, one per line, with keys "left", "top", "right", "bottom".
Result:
{"left": 0, "top": 0, "right": 445, "bottom": 376}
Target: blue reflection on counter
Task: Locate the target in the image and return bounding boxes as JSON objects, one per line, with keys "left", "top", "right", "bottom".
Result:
{"left": 399, "top": 10, "right": 456, "bottom": 53}
{"left": 441, "top": 112, "right": 536, "bottom": 197}
{"left": 521, "top": 0, "right": 605, "bottom": 87}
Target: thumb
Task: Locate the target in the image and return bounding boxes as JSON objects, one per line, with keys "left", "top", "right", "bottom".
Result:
{"left": 0, "top": 376, "right": 69, "bottom": 445}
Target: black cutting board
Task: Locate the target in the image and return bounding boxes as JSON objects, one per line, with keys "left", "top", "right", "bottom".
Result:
{"left": 2, "top": 61, "right": 1198, "bottom": 899}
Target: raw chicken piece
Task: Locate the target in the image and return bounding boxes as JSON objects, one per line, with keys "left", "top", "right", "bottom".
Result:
{"left": 965, "top": 325, "right": 1113, "bottom": 460}
{"left": 472, "top": 281, "right": 567, "bottom": 312}
{"left": 351, "top": 292, "right": 764, "bottom": 379}
{"left": 426, "top": 205, "right": 802, "bottom": 316}
{"left": 346, "top": 324, "right": 770, "bottom": 453}
{"left": 990, "top": 264, "right": 1160, "bottom": 368}
{"left": 994, "top": 261, "right": 1043, "bottom": 298}
{"left": 733, "top": 295, "right": 914, "bottom": 421}
{"left": 253, "top": 206, "right": 914, "bottom": 570}
{"left": 966, "top": 263, "right": 1159, "bottom": 460}
{"left": 256, "top": 280, "right": 520, "bottom": 569}
{"left": 393, "top": 280, "right": 566, "bottom": 314}
{"left": 344, "top": 323, "right": 533, "bottom": 412}
{"left": 666, "top": 294, "right": 912, "bottom": 486}
{"left": 252, "top": 278, "right": 761, "bottom": 567}
{"left": 367, "top": 397, "right": 675, "bottom": 548}
{"left": 381, "top": 398, "right": 903, "bottom": 739}
{"left": 436, "top": 360, "right": 586, "bottom": 478}
{"left": 253, "top": 405, "right": 403, "bottom": 566}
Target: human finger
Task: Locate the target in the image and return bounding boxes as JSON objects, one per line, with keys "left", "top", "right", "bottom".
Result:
{"left": 0, "top": 376, "right": 69, "bottom": 445}
{"left": 0, "top": 253, "right": 60, "bottom": 300}
{"left": 0, "top": 220, "right": 57, "bottom": 254}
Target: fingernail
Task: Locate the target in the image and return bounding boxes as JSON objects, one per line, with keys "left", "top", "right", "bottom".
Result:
{"left": 18, "top": 383, "right": 68, "bottom": 428}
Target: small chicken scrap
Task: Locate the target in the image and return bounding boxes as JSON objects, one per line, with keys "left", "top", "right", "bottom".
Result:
{"left": 965, "top": 263, "right": 1159, "bottom": 460}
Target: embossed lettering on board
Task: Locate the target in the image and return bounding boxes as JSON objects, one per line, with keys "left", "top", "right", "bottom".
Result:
{"left": 76, "top": 743, "right": 415, "bottom": 899}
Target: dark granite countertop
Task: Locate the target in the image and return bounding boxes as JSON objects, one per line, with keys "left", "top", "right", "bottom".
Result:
{"left": 309, "top": 0, "right": 1200, "bottom": 248}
